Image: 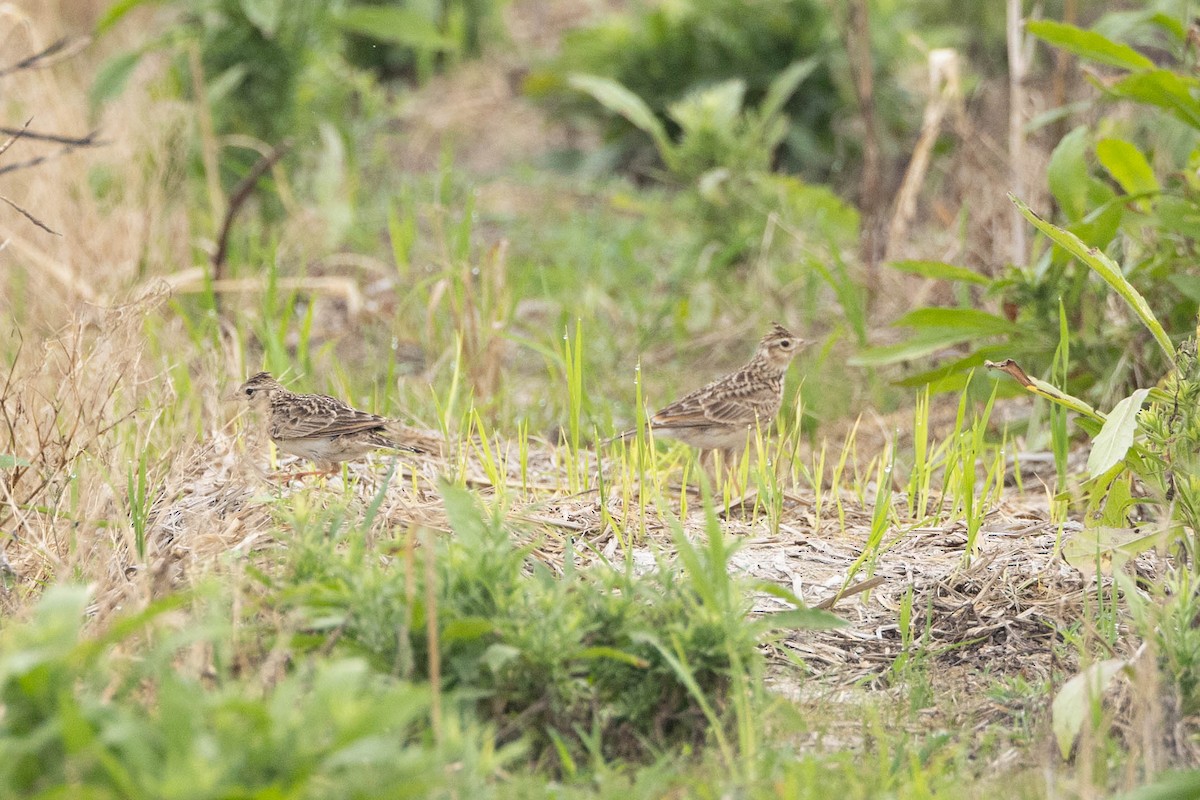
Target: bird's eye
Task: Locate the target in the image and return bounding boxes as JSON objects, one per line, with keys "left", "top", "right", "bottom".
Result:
{"left": 244, "top": 388, "right": 254, "bottom": 396}
{"left": 780, "top": 339, "right": 793, "bottom": 349}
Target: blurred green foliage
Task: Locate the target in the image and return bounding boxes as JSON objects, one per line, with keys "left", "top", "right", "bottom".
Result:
{"left": 93, "top": 0, "right": 503, "bottom": 187}
{"left": 526, "top": 0, "right": 845, "bottom": 181}
{"left": 863, "top": 9, "right": 1200, "bottom": 409}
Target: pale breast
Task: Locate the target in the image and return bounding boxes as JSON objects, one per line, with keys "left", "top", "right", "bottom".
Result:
{"left": 273, "top": 436, "right": 373, "bottom": 464}
{"left": 654, "top": 424, "right": 754, "bottom": 451}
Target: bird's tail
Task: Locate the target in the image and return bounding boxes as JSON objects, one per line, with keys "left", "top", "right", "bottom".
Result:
{"left": 602, "top": 428, "right": 639, "bottom": 447}
{"left": 382, "top": 424, "right": 446, "bottom": 457}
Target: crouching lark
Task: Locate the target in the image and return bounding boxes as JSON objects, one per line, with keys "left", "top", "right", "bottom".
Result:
{"left": 234, "top": 371, "right": 439, "bottom": 478}
{"left": 613, "top": 323, "right": 806, "bottom": 468}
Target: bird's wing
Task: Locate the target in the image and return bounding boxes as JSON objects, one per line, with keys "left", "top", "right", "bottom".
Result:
{"left": 270, "top": 394, "right": 389, "bottom": 440}
{"left": 651, "top": 378, "right": 776, "bottom": 429}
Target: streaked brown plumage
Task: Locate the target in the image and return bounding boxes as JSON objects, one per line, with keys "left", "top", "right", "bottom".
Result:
{"left": 614, "top": 323, "right": 806, "bottom": 466}
{"left": 235, "top": 372, "right": 439, "bottom": 475}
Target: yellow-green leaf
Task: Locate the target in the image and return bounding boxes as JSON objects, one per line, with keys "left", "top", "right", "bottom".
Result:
{"left": 1010, "top": 195, "right": 1175, "bottom": 361}
{"left": 1096, "top": 138, "right": 1159, "bottom": 196}
{"left": 1052, "top": 658, "right": 1131, "bottom": 759}
{"left": 1087, "top": 388, "right": 1150, "bottom": 477}
{"left": 1027, "top": 20, "right": 1155, "bottom": 71}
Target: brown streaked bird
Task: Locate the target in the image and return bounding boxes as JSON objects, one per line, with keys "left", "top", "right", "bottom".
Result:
{"left": 234, "top": 372, "right": 439, "bottom": 477}
{"left": 613, "top": 323, "right": 806, "bottom": 467}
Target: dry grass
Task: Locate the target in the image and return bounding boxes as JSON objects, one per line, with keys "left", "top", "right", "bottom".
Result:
{"left": 0, "top": 6, "right": 1187, "bottom": 795}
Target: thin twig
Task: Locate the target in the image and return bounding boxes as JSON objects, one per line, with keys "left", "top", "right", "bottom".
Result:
{"left": 0, "top": 126, "right": 103, "bottom": 148}
{"left": 815, "top": 575, "right": 888, "bottom": 610}
{"left": 210, "top": 139, "right": 292, "bottom": 287}
{"left": 0, "top": 37, "right": 75, "bottom": 78}
{"left": 0, "top": 195, "right": 60, "bottom": 236}
{"left": 0, "top": 119, "right": 31, "bottom": 158}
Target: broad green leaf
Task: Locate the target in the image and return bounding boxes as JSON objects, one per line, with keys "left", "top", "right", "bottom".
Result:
{"left": 1095, "top": 138, "right": 1158, "bottom": 196}
{"left": 760, "top": 58, "right": 819, "bottom": 122}
{"left": 481, "top": 643, "right": 520, "bottom": 674}
{"left": 1109, "top": 70, "right": 1200, "bottom": 130}
{"left": 239, "top": 0, "right": 284, "bottom": 37}
{"left": 441, "top": 617, "right": 495, "bottom": 643}
{"left": 894, "top": 307, "right": 1021, "bottom": 335}
{"left": 1011, "top": 194, "right": 1175, "bottom": 361}
{"left": 895, "top": 345, "right": 1013, "bottom": 388}
{"left": 1062, "top": 525, "right": 1167, "bottom": 577}
{"left": 332, "top": 6, "right": 457, "bottom": 52}
{"left": 1148, "top": 13, "right": 1187, "bottom": 42}
{"left": 1051, "top": 657, "right": 1130, "bottom": 759}
{"left": 90, "top": 50, "right": 143, "bottom": 110}
{"left": 1114, "top": 770, "right": 1200, "bottom": 800}
{"left": 96, "top": 0, "right": 162, "bottom": 34}
{"left": 577, "top": 646, "right": 651, "bottom": 667}
{"left": 568, "top": 74, "right": 675, "bottom": 168}
{"left": 0, "top": 454, "right": 30, "bottom": 469}
{"left": 1047, "top": 126, "right": 1090, "bottom": 221}
{"left": 1169, "top": 273, "right": 1200, "bottom": 304}
{"left": 1087, "top": 388, "right": 1150, "bottom": 477}
{"left": 766, "top": 607, "right": 850, "bottom": 630}
{"left": 848, "top": 329, "right": 981, "bottom": 367}
{"left": 887, "top": 260, "right": 991, "bottom": 286}
{"left": 1027, "top": 20, "right": 1155, "bottom": 71}
{"left": 669, "top": 79, "right": 746, "bottom": 132}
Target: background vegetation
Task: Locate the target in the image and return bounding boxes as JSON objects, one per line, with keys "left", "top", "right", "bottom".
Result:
{"left": 2, "top": 0, "right": 1200, "bottom": 797}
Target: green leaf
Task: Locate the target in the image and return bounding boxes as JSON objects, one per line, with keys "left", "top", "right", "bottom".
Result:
{"left": 894, "top": 307, "right": 1021, "bottom": 335}
{"left": 1109, "top": 70, "right": 1200, "bottom": 130}
{"left": 1087, "top": 388, "right": 1150, "bottom": 478}
{"left": 669, "top": 79, "right": 746, "bottom": 132}
{"left": 481, "top": 643, "right": 520, "bottom": 674}
{"left": 239, "top": 0, "right": 284, "bottom": 37}
{"left": 1026, "top": 20, "right": 1155, "bottom": 71}
{"left": 1095, "top": 138, "right": 1159, "bottom": 196}
{"left": 1113, "top": 770, "right": 1200, "bottom": 800}
{"left": 1061, "top": 524, "right": 1167, "bottom": 576}
{"left": 1168, "top": 273, "right": 1200, "bottom": 304}
{"left": 764, "top": 607, "right": 849, "bottom": 630}
{"left": 1047, "top": 126, "right": 1090, "bottom": 221}
{"left": 1011, "top": 194, "right": 1175, "bottom": 361}
{"left": 1051, "top": 657, "right": 1130, "bottom": 759}
{"left": 332, "top": 5, "right": 457, "bottom": 53}
{"left": 0, "top": 454, "right": 30, "bottom": 469}
{"left": 577, "top": 646, "right": 651, "bottom": 667}
{"left": 568, "top": 74, "right": 675, "bottom": 169}
{"left": 95, "top": 0, "right": 162, "bottom": 34}
{"left": 895, "top": 345, "right": 1012, "bottom": 388}
{"left": 887, "top": 260, "right": 991, "bottom": 286}
{"left": 760, "top": 58, "right": 819, "bottom": 122}
{"left": 1148, "top": 13, "right": 1186, "bottom": 43}
{"left": 90, "top": 50, "right": 143, "bottom": 110}
{"left": 849, "top": 329, "right": 982, "bottom": 367}
{"left": 441, "top": 617, "right": 495, "bottom": 643}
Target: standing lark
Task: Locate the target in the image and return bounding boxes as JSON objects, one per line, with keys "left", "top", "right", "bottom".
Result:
{"left": 614, "top": 323, "right": 806, "bottom": 467}
{"left": 234, "top": 372, "right": 438, "bottom": 478}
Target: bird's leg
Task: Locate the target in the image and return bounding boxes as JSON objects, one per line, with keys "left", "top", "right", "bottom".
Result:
{"left": 273, "top": 461, "right": 339, "bottom": 482}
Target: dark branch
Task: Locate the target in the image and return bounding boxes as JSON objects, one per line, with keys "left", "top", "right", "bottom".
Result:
{"left": 0, "top": 195, "right": 61, "bottom": 236}
{"left": 0, "top": 38, "right": 77, "bottom": 78}
{"left": 211, "top": 140, "right": 293, "bottom": 285}
{"left": 0, "top": 126, "right": 103, "bottom": 147}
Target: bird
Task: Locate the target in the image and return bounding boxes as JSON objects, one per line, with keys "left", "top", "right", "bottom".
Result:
{"left": 233, "top": 371, "right": 439, "bottom": 478}
{"left": 612, "top": 323, "right": 806, "bottom": 469}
